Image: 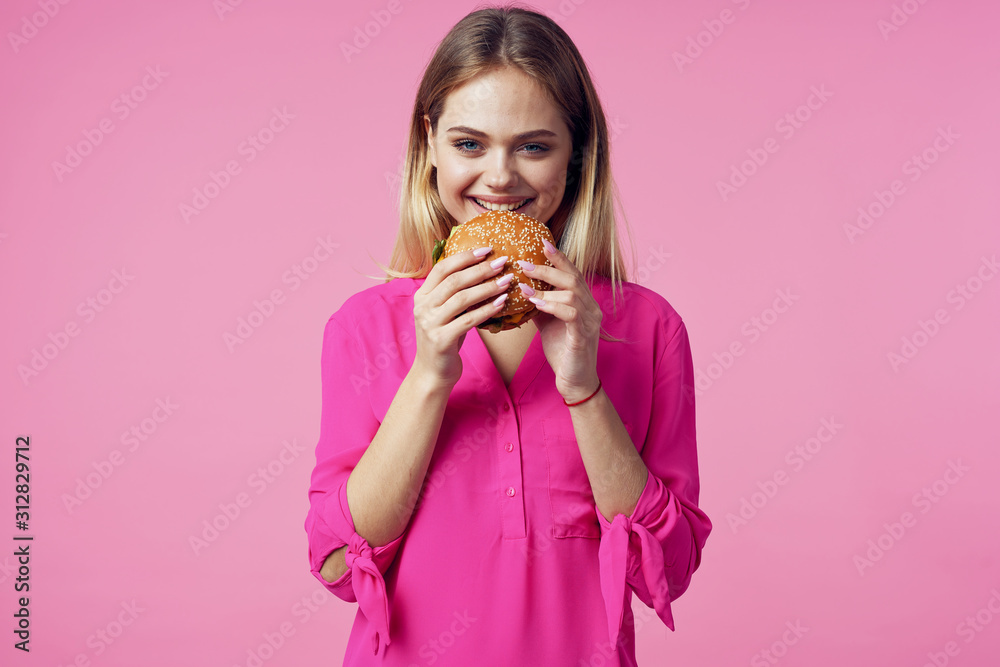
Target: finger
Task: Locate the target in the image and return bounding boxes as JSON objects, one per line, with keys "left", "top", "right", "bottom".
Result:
{"left": 531, "top": 297, "right": 603, "bottom": 340}
{"left": 519, "top": 282, "right": 599, "bottom": 327}
{"left": 538, "top": 237, "right": 577, "bottom": 275}
{"left": 517, "top": 238, "right": 582, "bottom": 287}
{"left": 420, "top": 245, "right": 494, "bottom": 295}
{"left": 515, "top": 257, "right": 578, "bottom": 292}
{"left": 524, "top": 292, "right": 578, "bottom": 324}
{"left": 438, "top": 268, "right": 513, "bottom": 324}
{"left": 438, "top": 288, "right": 510, "bottom": 341}
{"left": 427, "top": 251, "right": 507, "bottom": 312}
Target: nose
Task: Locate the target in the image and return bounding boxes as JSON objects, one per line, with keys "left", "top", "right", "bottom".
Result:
{"left": 484, "top": 151, "right": 518, "bottom": 190}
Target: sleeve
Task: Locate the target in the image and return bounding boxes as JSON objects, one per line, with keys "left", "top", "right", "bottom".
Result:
{"left": 597, "top": 319, "right": 712, "bottom": 645}
{"left": 304, "top": 314, "right": 405, "bottom": 656}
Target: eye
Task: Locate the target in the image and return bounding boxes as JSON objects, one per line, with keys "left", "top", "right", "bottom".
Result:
{"left": 452, "top": 139, "right": 481, "bottom": 154}
{"left": 521, "top": 143, "right": 549, "bottom": 154}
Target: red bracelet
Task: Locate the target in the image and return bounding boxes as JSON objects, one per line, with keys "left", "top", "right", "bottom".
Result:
{"left": 563, "top": 380, "right": 602, "bottom": 407}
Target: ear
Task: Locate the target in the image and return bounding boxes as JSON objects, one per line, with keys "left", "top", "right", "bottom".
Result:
{"left": 423, "top": 115, "right": 437, "bottom": 169}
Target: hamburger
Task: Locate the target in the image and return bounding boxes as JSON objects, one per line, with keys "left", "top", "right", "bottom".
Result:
{"left": 432, "top": 209, "right": 555, "bottom": 334}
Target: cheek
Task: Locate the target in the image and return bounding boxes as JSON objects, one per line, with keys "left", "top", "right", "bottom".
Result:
{"left": 437, "top": 156, "right": 474, "bottom": 191}
{"left": 530, "top": 164, "right": 568, "bottom": 199}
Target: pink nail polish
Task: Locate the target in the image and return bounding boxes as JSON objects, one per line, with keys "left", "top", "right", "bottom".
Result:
{"left": 473, "top": 246, "right": 492, "bottom": 257}
{"left": 493, "top": 293, "right": 509, "bottom": 307}
{"left": 528, "top": 297, "right": 545, "bottom": 306}
{"left": 519, "top": 283, "right": 535, "bottom": 297}
{"left": 490, "top": 256, "right": 508, "bottom": 270}
{"left": 496, "top": 273, "right": 514, "bottom": 288}
{"left": 517, "top": 260, "right": 535, "bottom": 271}
{"left": 543, "top": 238, "right": 556, "bottom": 254}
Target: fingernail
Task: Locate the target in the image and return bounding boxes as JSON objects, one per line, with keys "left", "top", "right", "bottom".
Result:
{"left": 518, "top": 283, "right": 535, "bottom": 297}
{"left": 490, "top": 255, "right": 508, "bottom": 270}
{"left": 528, "top": 297, "right": 545, "bottom": 306}
{"left": 496, "top": 273, "right": 514, "bottom": 288}
{"left": 542, "top": 238, "right": 556, "bottom": 254}
{"left": 473, "top": 246, "right": 492, "bottom": 257}
{"left": 493, "top": 293, "right": 509, "bottom": 307}
{"left": 517, "top": 260, "right": 535, "bottom": 271}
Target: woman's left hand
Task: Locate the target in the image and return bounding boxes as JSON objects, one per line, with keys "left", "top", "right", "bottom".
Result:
{"left": 517, "top": 239, "right": 603, "bottom": 403}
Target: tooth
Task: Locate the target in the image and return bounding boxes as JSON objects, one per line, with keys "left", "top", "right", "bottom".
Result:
{"left": 476, "top": 198, "right": 527, "bottom": 211}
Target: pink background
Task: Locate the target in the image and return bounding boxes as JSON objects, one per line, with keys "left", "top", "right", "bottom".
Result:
{"left": 2, "top": 0, "right": 999, "bottom": 665}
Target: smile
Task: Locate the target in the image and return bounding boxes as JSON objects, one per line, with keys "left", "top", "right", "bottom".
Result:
{"left": 471, "top": 197, "right": 532, "bottom": 212}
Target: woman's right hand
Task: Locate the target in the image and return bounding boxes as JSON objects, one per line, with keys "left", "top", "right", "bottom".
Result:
{"left": 412, "top": 246, "right": 512, "bottom": 388}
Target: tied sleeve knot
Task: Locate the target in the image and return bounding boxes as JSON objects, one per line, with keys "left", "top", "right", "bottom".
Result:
{"left": 344, "top": 533, "right": 391, "bottom": 655}
{"left": 598, "top": 513, "right": 674, "bottom": 647}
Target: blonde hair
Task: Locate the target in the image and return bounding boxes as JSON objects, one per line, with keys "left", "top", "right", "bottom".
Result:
{"left": 368, "top": 3, "right": 637, "bottom": 326}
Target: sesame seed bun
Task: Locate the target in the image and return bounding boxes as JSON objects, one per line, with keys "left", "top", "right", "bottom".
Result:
{"left": 436, "top": 209, "right": 555, "bottom": 334}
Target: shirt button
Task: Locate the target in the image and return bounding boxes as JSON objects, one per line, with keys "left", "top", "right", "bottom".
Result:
{"left": 505, "top": 442, "right": 514, "bottom": 453}
{"left": 503, "top": 403, "right": 510, "bottom": 412}
{"left": 506, "top": 487, "right": 516, "bottom": 497}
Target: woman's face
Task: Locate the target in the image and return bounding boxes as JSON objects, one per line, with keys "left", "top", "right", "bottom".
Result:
{"left": 425, "top": 66, "right": 573, "bottom": 228}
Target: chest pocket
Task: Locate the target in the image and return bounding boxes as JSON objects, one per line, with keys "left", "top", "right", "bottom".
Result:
{"left": 540, "top": 417, "right": 635, "bottom": 539}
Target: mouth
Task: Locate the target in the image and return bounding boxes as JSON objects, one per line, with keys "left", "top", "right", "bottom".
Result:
{"left": 469, "top": 196, "right": 534, "bottom": 213}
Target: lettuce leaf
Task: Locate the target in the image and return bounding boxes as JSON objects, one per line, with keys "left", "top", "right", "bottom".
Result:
{"left": 431, "top": 225, "right": 461, "bottom": 265}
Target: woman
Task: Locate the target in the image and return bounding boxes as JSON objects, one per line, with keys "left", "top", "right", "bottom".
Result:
{"left": 305, "top": 6, "right": 712, "bottom": 665}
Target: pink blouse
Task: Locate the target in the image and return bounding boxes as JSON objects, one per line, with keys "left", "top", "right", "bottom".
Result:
{"left": 304, "top": 274, "right": 712, "bottom": 666}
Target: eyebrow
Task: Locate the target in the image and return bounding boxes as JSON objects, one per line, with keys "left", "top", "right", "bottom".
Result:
{"left": 444, "top": 126, "right": 558, "bottom": 142}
